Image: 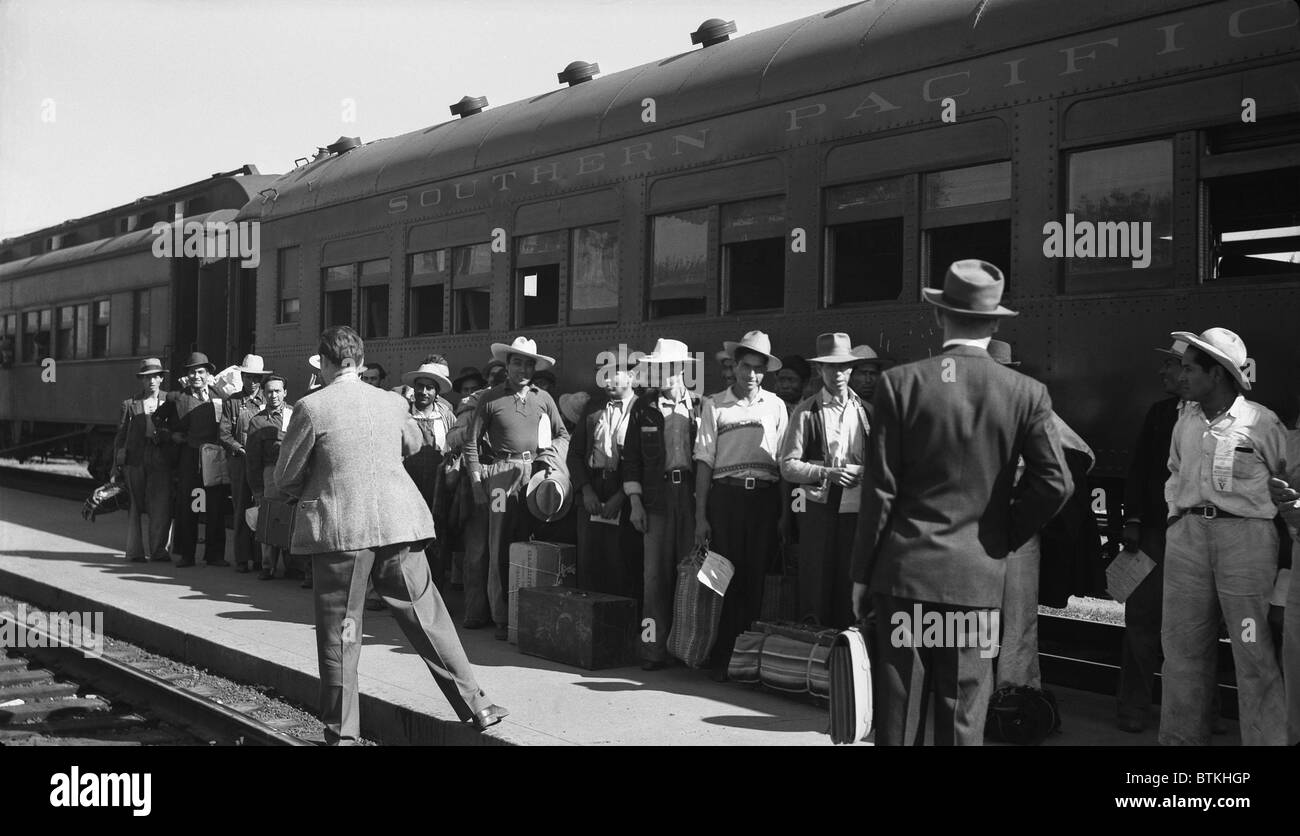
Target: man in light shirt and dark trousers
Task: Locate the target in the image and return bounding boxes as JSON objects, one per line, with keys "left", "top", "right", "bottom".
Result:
{"left": 694, "top": 331, "right": 791, "bottom": 679}
{"left": 1160, "top": 327, "right": 1287, "bottom": 746}
{"left": 779, "top": 332, "right": 869, "bottom": 629}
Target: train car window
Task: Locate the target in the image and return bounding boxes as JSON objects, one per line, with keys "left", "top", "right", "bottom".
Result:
{"left": 55, "top": 306, "right": 74, "bottom": 361}
{"left": 322, "top": 264, "right": 356, "bottom": 328}
{"left": 1065, "top": 140, "right": 1173, "bottom": 279}
{"left": 452, "top": 243, "right": 493, "bottom": 333}
{"left": 649, "top": 209, "right": 710, "bottom": 318}
{"left": 0, "top": 314, "right": 13, "bottom": 367}
{"left": 22, "top": 311, "right": 45, "bottom": 363}
{"left": 570, "top": 224, "right": 619, "bottom": 325}
{"left": 721, "top": 197, "right": 785, "bottom": 313}
{"left": 408, "top": 250, "right": 448, "bottom": 336}
{"left": 132, "top": 291, "right": 150, "bottom": 354}
{"left": 359, "top": 259, "right": 390, "bottom": 339}
{"left": 1206, "top": 168, "right": 1299, "bottom": 283}
{"left": 825, "top": 180, "right": 904, "bottom": 305}
{"left": 92, "top": 300, "right": 110, "bottom": 358}
{"left": 514, "top": 233, "right": 564, "bottom": 328}
{"left": 74, "top": 304, "right": 89, "bottom": 359}
{"left": 922, "top": 162, "right": 1011, "bottom": 291}
{"left": 277, "top": 247, "right": 300, "bottom": 324}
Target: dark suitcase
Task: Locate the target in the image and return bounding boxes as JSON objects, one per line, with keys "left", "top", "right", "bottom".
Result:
{"left": 256, "top": 498, "right": 295, "bottom": 550}
{"left": 517, "top": 587, "right": 638, "bottom": 670}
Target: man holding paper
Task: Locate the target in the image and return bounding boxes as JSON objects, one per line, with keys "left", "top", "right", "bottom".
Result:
{"left": 779, "top": 332, "right": 870, "bottom": 629}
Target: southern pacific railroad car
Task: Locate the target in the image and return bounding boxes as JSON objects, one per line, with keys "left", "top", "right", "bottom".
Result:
{"left": 237, "top": 0, "right": 1299, "bottom": 526}
{"left": 0, "top": 166, "right": 278, "bottom": 474}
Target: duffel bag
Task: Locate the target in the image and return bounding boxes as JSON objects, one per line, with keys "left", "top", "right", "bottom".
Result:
{"left": 828, "top": 625, "right": 873, "bottom": 744}
{"left": 666, "top": 545, "right": 725, "bottom": 668}
{"left": 727, "top": 620, "right": 835, "bottom": 698}
{"left": 985, "top": 685, "right": 1061, "bottom": 745}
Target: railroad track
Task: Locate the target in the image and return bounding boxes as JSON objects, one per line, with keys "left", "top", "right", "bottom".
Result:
{"left": 0, "top": 464, "right": 96, "bottom": 502}
{"left": 0, "top": 609, "right": 312, "bottom": 746}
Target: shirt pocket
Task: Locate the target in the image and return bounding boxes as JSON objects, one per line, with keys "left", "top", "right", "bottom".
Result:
{"left": 1232, "top": 445, "right": 1264, "bottom": 481}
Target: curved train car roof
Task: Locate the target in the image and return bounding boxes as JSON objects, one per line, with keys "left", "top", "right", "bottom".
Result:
{"left": 245, "top": 0, "right": 1210, "bottom": 221}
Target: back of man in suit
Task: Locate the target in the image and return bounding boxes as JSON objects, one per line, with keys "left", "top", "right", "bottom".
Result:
{"left": 275, "top": 327, "right": 507, "bottom": 743}
{"left": 851, "top": 260, "right": 1072, "bottom": 746}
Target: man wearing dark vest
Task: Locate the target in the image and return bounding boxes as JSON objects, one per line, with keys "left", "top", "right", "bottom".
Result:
{"left": 219, "top": 354, "right": 269, "bottom": 573}
{"left": 166, "top": 352, "right": 229, "bottom": 568}
{"left": 850, "top": 260, "right": 1072, "bottom": 746}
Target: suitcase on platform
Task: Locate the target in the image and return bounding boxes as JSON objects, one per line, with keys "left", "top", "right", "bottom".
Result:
{"left": 828, "top": 626, "right": 873, "bottom": 744}
{"left": 517, "top": 587, "right": 637, "bottom": 670}
{"left": 507, "top": 540, "right": 577, "bottom": 644}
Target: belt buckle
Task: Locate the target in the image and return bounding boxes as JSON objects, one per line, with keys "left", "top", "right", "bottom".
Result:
{"left": 743, "top": 476, "right": 756, "bottom": 490}
{"left": 520, "top": 451, "right": 533, "bottom": 462}
{"left": 670, "top": 470, "right": 683, "bottom": 484}
{"left": 1202, "top": 506, "right": 1216, "bottom": 519}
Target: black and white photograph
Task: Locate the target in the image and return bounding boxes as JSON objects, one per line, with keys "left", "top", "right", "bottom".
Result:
{"left": 0, "top": 0, "right": 1297, "bottom": 815}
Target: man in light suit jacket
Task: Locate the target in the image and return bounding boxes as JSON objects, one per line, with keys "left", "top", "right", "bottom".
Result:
{"left": 850, "top": 260, "right": 1072, "bottom": 746}
{"left": 275, "top": 327, "right": 508, "bottom": 744}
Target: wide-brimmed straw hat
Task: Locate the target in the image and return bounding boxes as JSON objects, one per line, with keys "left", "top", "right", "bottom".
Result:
{"left": 182, "top": 352, "right": 216, "bottom": 373}
{"left": 1171, "top": 327, "right": 1252, "bottom": 391}
{"left": 810, "top": 333, "right": 857, "bottom": 365}
{"left": 639, "top": 338, "right": 697, "bottom": 365}
{"left": 922, "top": 260, "right": 1018, "bottom": 318}
{"left": 558, "top": 392, "right": 590, "bottom": 425}
{"left": 526, "top": 468, "right": 573, "bottom": 523}
{"left": 722, "top": 330, "right": 782, "bottom": 372}
{"left": 136, "top": 357, "right": 166, "bottom": 377}
{"left": 236, "top": 354, "right": 273, "bottom": 375}
{"left": 851, "top": 345, "right": 884, "bottom": 368}
{"left": 402, "top": 360, "right": 452, "bottom": 391}
{"left": 987, "top": 339, "right": 1020, "bottom": 367}
{"left": 490, "top": 336, "right": 555, "bottom": 371}
{"left": 1155, "top": 338, "right": 1187, "bottom": 358}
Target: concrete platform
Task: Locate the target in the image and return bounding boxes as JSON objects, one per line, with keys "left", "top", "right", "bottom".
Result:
{"left": 0, "top": 487, "right": 1234, "bottom": 746}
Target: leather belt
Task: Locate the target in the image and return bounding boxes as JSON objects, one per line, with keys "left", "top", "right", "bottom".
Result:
{"left": 715, "top": 475, "right": 776, "bottom": 490}
{"left": 664, "top": 468, "right": 689, "bottom": 484}
{"left": 1180, "top": 506, "right": 1240, "bottom": 520}
{"left": 484, "top": 450, "right": 535, "bottom": 464}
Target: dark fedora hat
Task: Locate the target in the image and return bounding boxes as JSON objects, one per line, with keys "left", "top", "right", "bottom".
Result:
{"left": 922, "top": 260, "right": 1018, "bottom": 318}
{"left": 988, "top": 339, "right": 1020, "bottom": 367}
{"left": 452, "top": 365, "right": 486, "bottom": 391}
{"left": 182, "top": 352, "right": 216, "bottom": 373}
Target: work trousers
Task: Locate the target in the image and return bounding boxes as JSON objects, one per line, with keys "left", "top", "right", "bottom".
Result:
{"left": 871, "top": 592, "right": 997, "bottom": 746}
{"left": 1286, "top": 549, "right": 1300, "bottom": 745}
{"left": 1116, "top": 525, "right": 1165, "bottom": 724}
{"left": 796, "top": 491, "right": 856, "bottom": 629}
{"left": 480, "top": 461, "right": 533, "bottom": 629}
{"left": 1160, "top": 515, "right": 1285, "bottom": 746}
{"left": 460, "top": 497, "right": 492, "bottom": 626}
{"left": 641, "top": 479, "right": 695, "bottom": 663}
{"left": 123, "top": 462, "right": 172, "bottom": 561}
{"left": 174, "top": 446, "right": 228, "bottom": 563}
{"left": 227, "top": 455, "right": 257, "bottom": 568}
{"left": 996, "top": 533, "right": 1041, "bottom": 690}
{"left": 576, "top": 470, "right": 644, "bottom": 601}
{"left": 706, "top": 482, "right": 781, "bottom": 668}
{"left": 312, "top": 542, "right": 492, "bottom": 745}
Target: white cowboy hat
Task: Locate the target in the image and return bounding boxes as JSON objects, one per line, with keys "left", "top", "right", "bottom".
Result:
{"left": 922, "top": 259, "right": 1018, "bottom": 318}
{"left": 490, "top": 336, "right": 555, "bottom": 371}
{"left": 810, "top": 333, "right": 857, "bottom": 365}
{"left": 401, "top": 360, "right": 452, "bottom": 391}
{"left": 236, "top": 354, "right": 273, "bottom": 375}
{"left": 722, "top": 330, "right": 782, "bottom": 372}
{"left": 639, "top": 338, "right": 697, "bottom": 365}
{"left": 1171, "top": 328, "right": 1252, "bottom": 391}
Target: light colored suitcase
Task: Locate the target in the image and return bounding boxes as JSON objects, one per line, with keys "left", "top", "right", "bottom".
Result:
{"left": 829, "top": 626, "right": 873, "bottom": 744}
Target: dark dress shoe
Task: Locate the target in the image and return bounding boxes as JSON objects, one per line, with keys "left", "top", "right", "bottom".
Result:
{"left": 258, "top": 569, "right": 275, "bottom": 580}
{"left": 175, "top": 558, "right": 196, "bottom": 568}
{"left": 235, "top": 564, "right": 251, "bottom": 574}
{"left": 471, "top": 704, "right": 509, "bottom": 731}
{"left": 128, "top": 555, "right": 149, "bottom": 563}
{"left": 642, "top": 660, "right": 667, "bottom": 671}
{"left": 151, "top": 554, "right": 171, "bottom": 563}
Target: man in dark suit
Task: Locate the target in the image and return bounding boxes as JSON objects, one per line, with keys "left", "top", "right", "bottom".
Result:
{"left": 850, "top": 260, "right": 1072, "bottom": 746}
{"left": 113, "top": 357, "right": 173, "bottom": 563}
{"left": 275, "top": 327, "right": 507, "bottom": 744}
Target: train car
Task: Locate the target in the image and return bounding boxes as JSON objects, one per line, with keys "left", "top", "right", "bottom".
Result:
{"left": 204, "top": 2, "right": 1300, "bottom": 523}
{"left": 0, "top": 165, "right": 279, "bottom": 474}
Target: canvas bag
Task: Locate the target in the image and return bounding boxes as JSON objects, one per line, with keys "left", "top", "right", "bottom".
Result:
{"left": 666, "top": 544, "right": 727, "bottom": 668}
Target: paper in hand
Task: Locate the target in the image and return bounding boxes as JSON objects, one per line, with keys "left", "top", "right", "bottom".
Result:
{"left": 697, "top": 549, "right": 735, "bottom": 597}
{"left": 1106, "top": 548, "right": 1156, "bottom": 604}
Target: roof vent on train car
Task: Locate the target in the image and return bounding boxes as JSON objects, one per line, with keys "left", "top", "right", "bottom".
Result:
{"left": 691, "top": 19, "right": 736, "bottom": 48}
{"left": 558, "top": 61, "right": 600, "bottom": 86}
{"left": 450, "top": 95, "right": 489, "bottom": 118}
{"left": 327, "top": 136, "right": 361, "bottom": 155}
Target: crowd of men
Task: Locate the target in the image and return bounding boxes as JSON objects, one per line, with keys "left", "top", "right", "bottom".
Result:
{"left": 110, "top": 258, "right": 1298, "bottom": 746}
